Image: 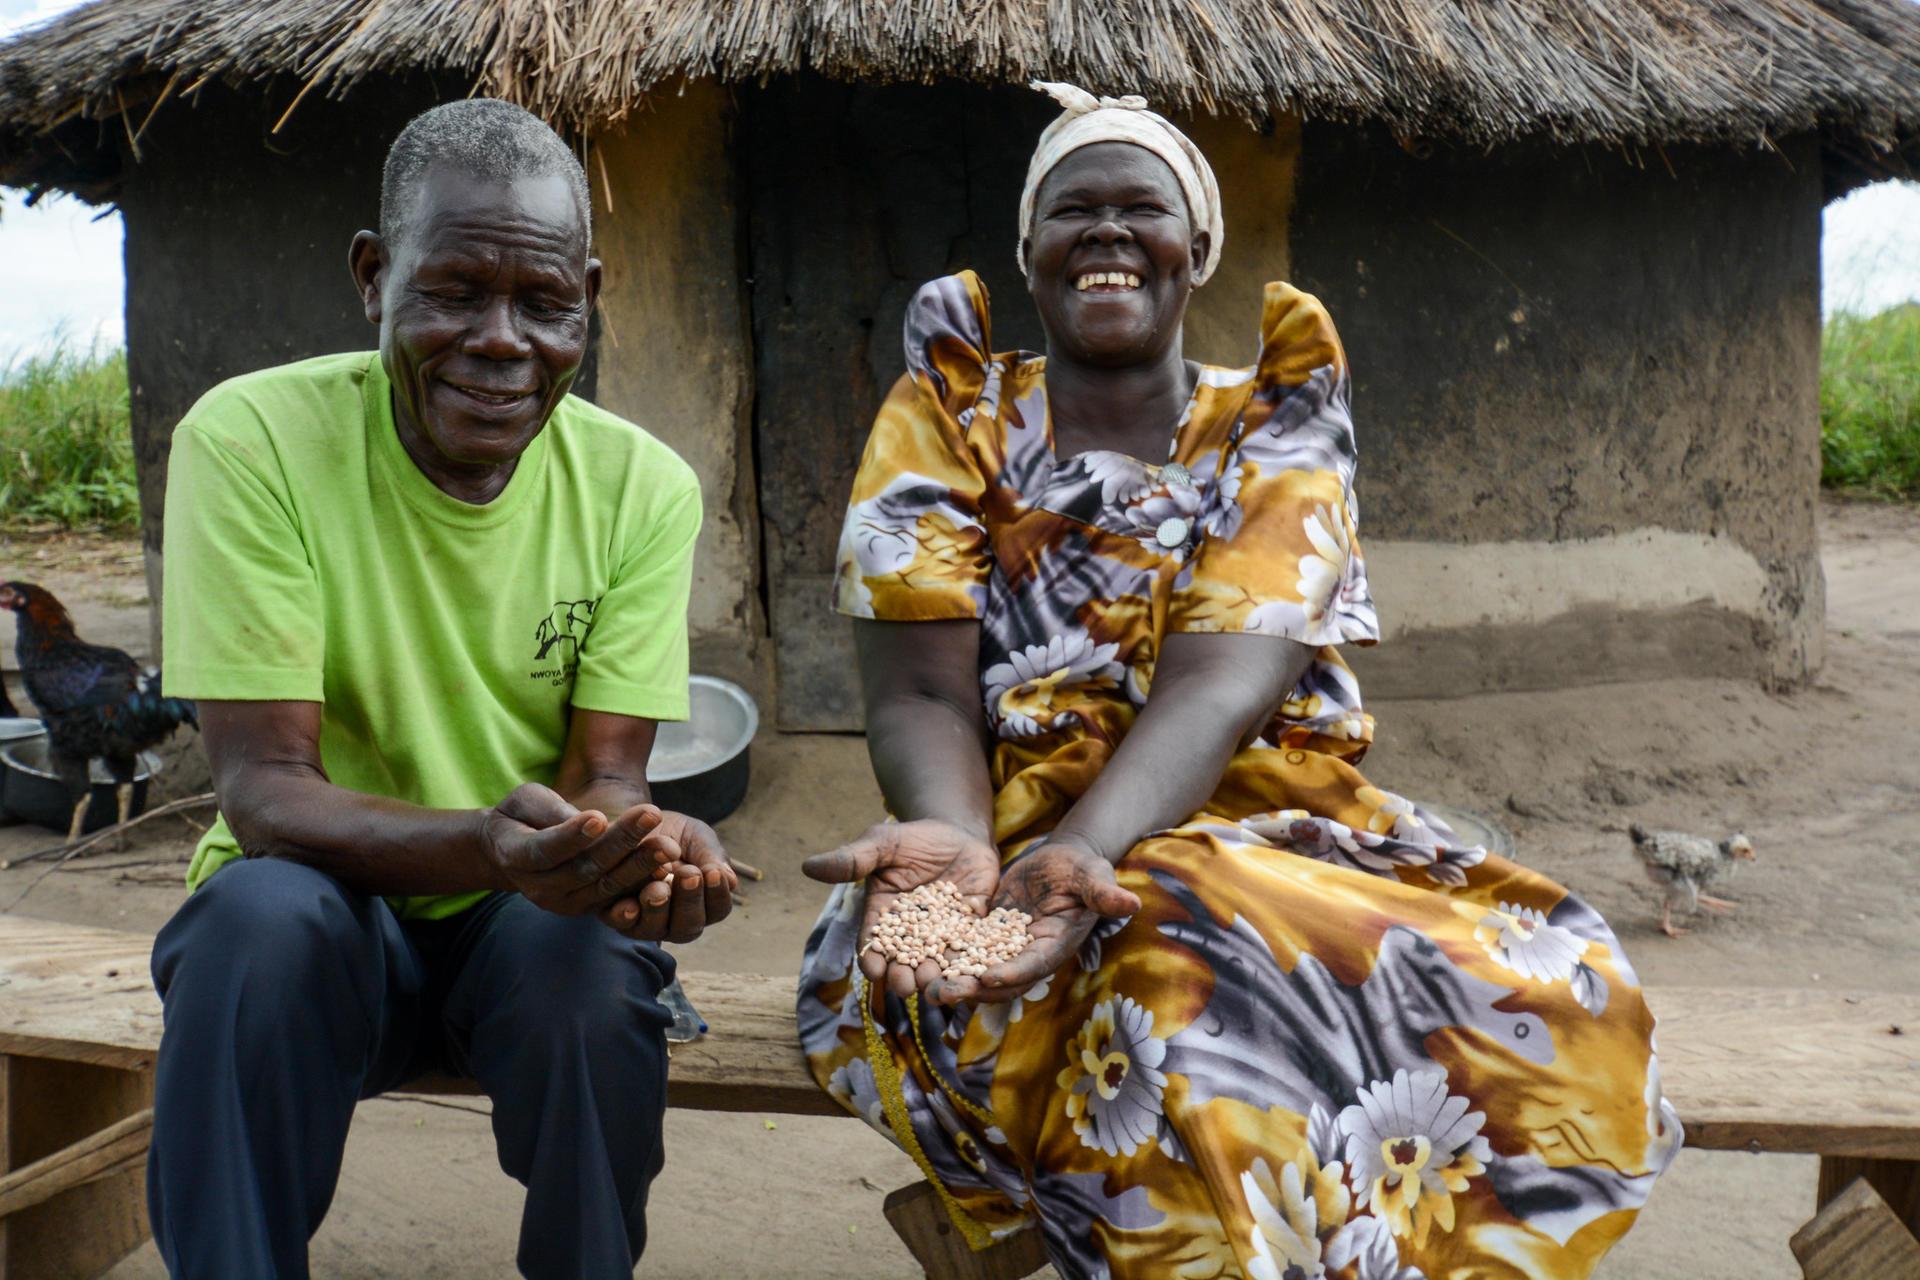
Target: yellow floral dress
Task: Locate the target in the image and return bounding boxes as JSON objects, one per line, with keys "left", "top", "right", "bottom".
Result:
{"left": 798, "top": 271, "right": 1678, "bottom": 1280}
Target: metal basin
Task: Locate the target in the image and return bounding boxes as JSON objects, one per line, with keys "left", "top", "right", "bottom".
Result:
{"left": 646, "top": 676, "right": 758, "bottom": 825}
{"left": 1418, "top": 801, "right": 1518, "bottom": 861}
{"left": 0, "top": 733, "right": 156, "bottom": 834}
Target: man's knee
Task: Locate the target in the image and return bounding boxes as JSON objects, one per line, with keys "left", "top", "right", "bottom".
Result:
{"left": 154, "top": 858, "right": 386, "bottom": 1006}
{"left": 477, "top": 910, "right": 674, "bottom": 1057}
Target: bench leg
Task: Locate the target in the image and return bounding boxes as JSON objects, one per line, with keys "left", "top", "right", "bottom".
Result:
{"left": 1795, "top": 1169, "right": 1920, "bottom": 1279}
{"left": 1817, "top": 1156, "right": 1920, "bottom": 1239}
{"left": 0, "top": 1054, "right": 154, "bottom": 1280}
{"left": 882, "top": 1181, "right": 1049, "bottom": 1280}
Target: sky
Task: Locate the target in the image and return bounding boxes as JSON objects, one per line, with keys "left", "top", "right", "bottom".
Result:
{"left": 1, "top": 0, "right": 1917, "bottom": 364}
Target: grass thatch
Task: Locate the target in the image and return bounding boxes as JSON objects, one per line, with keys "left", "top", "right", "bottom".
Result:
{"left": 1, "top": 0, "right": 1918, "bottom": 184}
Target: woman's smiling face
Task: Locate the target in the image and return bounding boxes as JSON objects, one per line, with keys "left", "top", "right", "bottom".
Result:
{"left": 1025, "top": 142, "right": 1209, "bottom": 368}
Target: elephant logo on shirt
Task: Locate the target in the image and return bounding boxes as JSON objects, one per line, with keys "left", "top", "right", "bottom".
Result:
{"left": 535, "top": 598, "right": 599, "bottom": 668}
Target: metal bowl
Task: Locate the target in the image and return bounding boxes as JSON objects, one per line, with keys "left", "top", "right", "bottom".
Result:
{"left": 0, "top": 733, "right": 158, "bottom": 835}
{"left": 1418, "top": 801, "right": 1518, "bottom": 861}
{"left": 646, "top": 676, "right": 758, "bottom": 825}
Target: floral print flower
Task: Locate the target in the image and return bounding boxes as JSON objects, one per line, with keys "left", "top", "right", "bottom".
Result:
{"left": 975, "top": 971, "right": 1053, "bottom": 1038}
{"left": 1200, "top": 458, "right": 1245, "bottom": 540}
{"left": 1059, "top": 996, "right": 1169, "bottom": 1157}
{"left": 1297, "top": 503, "right": 1352, "bottom": 620}
{"left": 1244, "top": 1155, "right": 1343, "bottom": 1280}
{"left": 1241, "top": 1109, "right": 1428, "bottom": 1280}
{"left": 1354, "top": 786, "right": 1439, "bottom": 843}
{"left": 1124, "top": 482, "right": 1207, "bottom": 557}
{"left": 982, "top": 629, "right": 1122, "bottom": 737}
{"left": 1083, "top": 450, "right": 1153, "bottom": 505}
{"left": 1476, "top": 902, "right": 1590, "bottom": 983}
{"left": 1078, "top": 914, "right": 1132, "bottom": 972}
{"left": 1339, "top": 1068, "right": 1491, "bottom": 1246}
{"left": 827, "top": 1057, "right": 893, "bottom": 1139}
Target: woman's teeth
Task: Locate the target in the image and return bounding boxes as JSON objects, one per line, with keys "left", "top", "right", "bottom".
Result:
{"left": 1074, "top": 272, "right": 1142, "bottom": 292}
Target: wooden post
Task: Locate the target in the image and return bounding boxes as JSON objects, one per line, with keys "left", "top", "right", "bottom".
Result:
{"left": 881, "top": 1181, "right": 1049, "bottom": 1280}
{"left": 0, "top": 1055, "right": 154, "bottom": 1280}
{"left": 1818, "top": 1157, "right": 1920, "bottom": 1241}
{"left": 1795, "top": 1176, "right": 1920, "bottom": 1279}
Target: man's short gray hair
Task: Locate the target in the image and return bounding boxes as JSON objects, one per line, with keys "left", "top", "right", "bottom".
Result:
{"left": 380, "top": 98, "right": 591, "bottom": 246}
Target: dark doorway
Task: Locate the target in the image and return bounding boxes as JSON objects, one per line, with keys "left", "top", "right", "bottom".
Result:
{"left": 742, "top": 77, "right": 1051, "bottom": 729}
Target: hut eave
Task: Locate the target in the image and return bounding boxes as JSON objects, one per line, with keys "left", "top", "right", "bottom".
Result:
{"left": 2, "top": 0, "right": 1918, "bottom": 195}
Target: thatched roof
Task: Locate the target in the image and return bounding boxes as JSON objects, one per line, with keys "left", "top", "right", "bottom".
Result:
{"left": 4, "top": 0, "right": 1918, "bottom": 194}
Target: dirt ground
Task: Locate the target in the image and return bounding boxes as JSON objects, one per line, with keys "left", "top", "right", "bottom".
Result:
{"left": 3, "top": 497, "right": 1916, "bottom": 1278}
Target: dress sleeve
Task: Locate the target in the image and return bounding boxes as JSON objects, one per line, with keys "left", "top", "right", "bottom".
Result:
{"left": 831, "top": 272, "right": 995, "bottom": 622}
{"left": 1167, "top": 283, "right": 1380, "bottom": 647}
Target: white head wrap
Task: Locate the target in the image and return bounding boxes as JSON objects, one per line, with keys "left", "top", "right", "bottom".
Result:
{"left": 1016, "top": 81, "right": 1223, "bottom": 286}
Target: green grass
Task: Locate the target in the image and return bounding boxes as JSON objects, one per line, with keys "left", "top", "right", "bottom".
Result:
{"left": 0, "top": 339, "right": 139, "bottom": 530}
{"left": 3, "top": 305, "right": 1913, "bottom": 526}
{"left": 1821, "top": 303, "right": 1920, "bottom": 500}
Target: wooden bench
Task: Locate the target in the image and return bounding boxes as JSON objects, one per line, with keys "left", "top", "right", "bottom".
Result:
{"left": 1, "top": 914, "right": 1916, "bottom": 1280}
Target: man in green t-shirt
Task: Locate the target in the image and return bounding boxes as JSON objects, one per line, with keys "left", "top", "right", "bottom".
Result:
{"left": 149, "top": 99, "right": 738, "bottom": 1279}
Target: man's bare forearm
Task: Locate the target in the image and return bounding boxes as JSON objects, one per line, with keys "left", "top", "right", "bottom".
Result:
{"left": 219, "top": 758, "right": 504, "bottom": 896}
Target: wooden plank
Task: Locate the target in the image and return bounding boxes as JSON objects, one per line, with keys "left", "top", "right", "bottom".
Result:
{"left": 3, "top": 916, "right": 1920, "bottom": 1147}
{"left": 1791, "top": 1176, "right": 1920, "bottom": 1280}
{"left": 0, "top": 917, "right": 157, "bottom": 1073}
{"left": 0, "top": 1107, "right": 152, "bottom": 1219}
{"left": 1646, "top": 987, "right": 1920, "bottom": 1159}
{"left": 654, "top": 970, "right": 844, "bottom": 1116}
{"left": 882, "top": 1180, "right": 1049, "bottom": 1280}
{"left": 0, "top": 915, "right": 842, "bottom": 1116}
{"left": 1, "top": 1055, "right": 152, "bottom": 1280}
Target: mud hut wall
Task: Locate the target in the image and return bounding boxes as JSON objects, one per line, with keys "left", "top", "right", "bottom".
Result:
{"left": 1179, "top": 113, "right": 1301, "bottom": 364}
{"left": 589, "top": 84, "right": 763, "bottom": 690}
{"left": 1288, "top": 126, "right": 1825, "bottom": 695}
{"left": 737, "top": 78, "right": 1055, "bottom": 727}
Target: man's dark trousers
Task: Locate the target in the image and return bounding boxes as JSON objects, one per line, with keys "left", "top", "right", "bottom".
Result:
{"left": 146, "top": 858, "right": 675, "bottom": 1279}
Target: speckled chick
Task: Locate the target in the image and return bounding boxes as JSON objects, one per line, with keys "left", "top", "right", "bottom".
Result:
{"left": 1629, "top": 824, "right": 1755, "bottom": 938}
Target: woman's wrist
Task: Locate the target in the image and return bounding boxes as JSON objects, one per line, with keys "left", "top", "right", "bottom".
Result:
{"left": 906, "top": 807, "right": 994, "bottom": 845}
{"left": 1027, "top": 828, "right": 1112, "bottom": 866}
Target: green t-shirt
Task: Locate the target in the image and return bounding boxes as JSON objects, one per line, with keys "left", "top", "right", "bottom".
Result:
{"left": 161, "top": 351, "right": 700, "bottom": 920}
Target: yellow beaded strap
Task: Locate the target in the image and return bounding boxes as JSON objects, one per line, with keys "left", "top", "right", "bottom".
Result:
{"left": 906, "top": 995, "right": 998, "bottom": 1131}
{"left": 858, "top": 974, "right": 997, "bottom": 1251}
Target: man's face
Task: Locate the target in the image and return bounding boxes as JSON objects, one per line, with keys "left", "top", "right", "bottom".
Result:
{"left": 353, "top": 165, "right": 600, "bottom": 471}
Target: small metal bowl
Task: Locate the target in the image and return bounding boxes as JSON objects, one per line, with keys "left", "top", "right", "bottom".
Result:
{"left": 1418, "top": 801, "right": 1518, "bottom": 861}
{"left": 646, "top": 676, "right": 758, "bottom": 825}
{"left": 0, "top": 733, "right": 157, "bottom": 835}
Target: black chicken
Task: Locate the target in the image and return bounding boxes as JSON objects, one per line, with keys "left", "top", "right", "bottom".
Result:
{"left": 0, "top": 581, "right": 198, "bottom": 840}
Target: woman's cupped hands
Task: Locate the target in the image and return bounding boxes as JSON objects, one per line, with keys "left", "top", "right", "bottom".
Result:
{"left": 802, "top": 820, "right": 1139, "bottom": 1007}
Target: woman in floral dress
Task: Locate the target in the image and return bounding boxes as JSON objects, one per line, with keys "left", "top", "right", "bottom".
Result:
{"left": 798, "top": 82, "right": 1679, "bottom": 1280}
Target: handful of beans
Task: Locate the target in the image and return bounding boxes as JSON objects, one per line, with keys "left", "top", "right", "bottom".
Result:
{"left": 861, "top": 881, "right": 1033, "bottom": 981}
